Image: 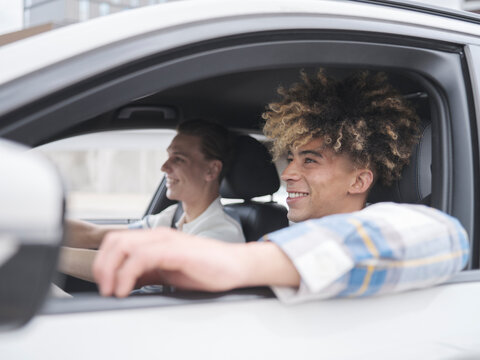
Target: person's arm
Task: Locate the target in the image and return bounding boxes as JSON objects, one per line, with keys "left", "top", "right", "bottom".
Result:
{"left": 267, "top": 202, "right": 470, "bottom": 303}
{"left": 65, "top": 219, "right": 126, "bottom": 249}
{"left": 58, "top": 247, "right": 98, "bottom": 283}
{"left": 93, "top": 228, "right": 300, "bottom": 297}
{"left": 93, "top": 203, "right": 469, "bottom": 301}
{"left": 59, "top": 220, "right": 127, "bottom": 283}
{"left": 61, "top": 211, "right": 171, "bottom": 282}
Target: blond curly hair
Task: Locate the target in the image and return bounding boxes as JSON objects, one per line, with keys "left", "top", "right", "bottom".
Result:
{"left": 262, "top": 69, "right": 421, "bottom": 185}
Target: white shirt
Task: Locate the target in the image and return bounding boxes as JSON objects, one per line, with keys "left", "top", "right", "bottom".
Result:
{"left": 134, "top": 197, "right": 245, "bottom": 243}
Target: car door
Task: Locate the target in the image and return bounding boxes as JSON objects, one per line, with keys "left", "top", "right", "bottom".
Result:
{"left": 0, "top": 1, "right": 480, "bottom": 358}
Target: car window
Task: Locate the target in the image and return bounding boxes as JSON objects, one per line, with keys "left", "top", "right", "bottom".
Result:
{"left": 33, "top": 130, "right": 288, "bottom": 219}
{"left": 32, "top": 129, "right": 176, "bottom": 219}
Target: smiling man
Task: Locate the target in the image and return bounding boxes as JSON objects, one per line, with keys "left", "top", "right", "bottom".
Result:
{"left": 59, "top": 120, "right": 244, "bottom": 283}
{"left": 131, "top": 120, "right": 244, "bottom": 240}
{"left": 281, "top": 139, "right": 370, "bottom": 221}
{"left": 261, "top": 69, "right": 419, "bottom": 222}
{"left": 93, "top": 70, "right": 469, "bottom": 302}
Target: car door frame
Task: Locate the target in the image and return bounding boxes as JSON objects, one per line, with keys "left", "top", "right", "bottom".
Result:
{"left": 0, "top": 13, "right": 478, "bottom": 267}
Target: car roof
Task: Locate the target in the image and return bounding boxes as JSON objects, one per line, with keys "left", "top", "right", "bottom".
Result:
{"left": 1, "top": 0, "right": 480, "bottom": 86}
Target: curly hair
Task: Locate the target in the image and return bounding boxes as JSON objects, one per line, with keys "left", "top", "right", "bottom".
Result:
{"left": 262, "top": 69, "right": 421, "bottom": 185}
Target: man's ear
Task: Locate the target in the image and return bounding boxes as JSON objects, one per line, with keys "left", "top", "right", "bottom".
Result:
{"left": 205, "top": 160, "right": 222, "bottom": 182}
{"left": 348, "top": 169, "right": 374, "bottom": 195}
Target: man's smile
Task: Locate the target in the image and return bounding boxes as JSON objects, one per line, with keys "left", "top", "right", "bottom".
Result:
{"left": 287, "top": 191, "right": 309, "bottom": 202}
{"left": 166, "top": 177, "right": 179, "bottom": 187}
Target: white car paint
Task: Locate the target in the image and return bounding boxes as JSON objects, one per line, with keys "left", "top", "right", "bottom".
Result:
{"left": 1, "top": 0, "right": 480, "bottom": 86}
{"left": 0, "top": 281, "right": 479, "bottom": 359}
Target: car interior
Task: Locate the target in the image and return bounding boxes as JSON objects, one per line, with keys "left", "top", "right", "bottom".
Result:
{"left": 54, "top": 66, "right": 434, "bottom": 294}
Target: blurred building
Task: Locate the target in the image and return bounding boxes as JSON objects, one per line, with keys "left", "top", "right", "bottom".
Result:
{"left": 23, "top": 0, "right": 169, "bottom": 28}
{"left": 21, "top": 0, "right": 480, "bottom": 30}
{"left": 464, "top": 0, "right": 480, "bottom": 13}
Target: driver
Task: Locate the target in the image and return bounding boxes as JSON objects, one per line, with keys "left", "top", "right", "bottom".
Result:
{"left": 59, "top": 120, "right": 245, "bottom": 282}
{"left": 93, "top": 69, "right": 469, "bottom": 302}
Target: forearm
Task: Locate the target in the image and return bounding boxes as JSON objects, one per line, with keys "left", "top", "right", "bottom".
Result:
{"left": 58, "top": 247, "right": 98, "bottom": 283}
{"left": 239, "top": 241, "right": 300, "bottom": 288}
{"left": 65, "top": 219, "right": 125, "bottom": 249}
{"left": 93, "top": 228, "right": 302, "bottom": 297}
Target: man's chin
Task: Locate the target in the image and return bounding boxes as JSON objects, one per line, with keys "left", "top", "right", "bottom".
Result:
{"left": 287, "top": 211, "right": 308, "bottom": 223}
{"left": 166, "top": 190, "right": 179, "bottom": 201}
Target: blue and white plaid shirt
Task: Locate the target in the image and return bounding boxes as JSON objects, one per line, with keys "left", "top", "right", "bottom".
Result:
{"left": 266, "top": 202, "right": 469, "bottom": 303}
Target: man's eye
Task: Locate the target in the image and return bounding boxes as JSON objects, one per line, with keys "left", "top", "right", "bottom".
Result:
{"left": 286, "top": 157, "right": 293, "bottom": 163}
{"left": 304, "top": 158, "right": 316, "bottom": 164}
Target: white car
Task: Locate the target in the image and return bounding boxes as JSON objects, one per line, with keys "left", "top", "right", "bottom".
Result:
{"left": 0, "top": 1, "right": 479, "bottom": 358}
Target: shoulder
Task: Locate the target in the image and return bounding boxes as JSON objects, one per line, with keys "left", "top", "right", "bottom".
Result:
{"left": 359, "top": 202, "right": 461, "bottom": 227}
{"left": 186, "top": 199, "right": 245, "bottom": 243}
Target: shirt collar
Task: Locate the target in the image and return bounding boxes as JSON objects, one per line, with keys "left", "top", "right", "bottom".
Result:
{"left": 175, "top": 196, "right": 221, "bottom": 231}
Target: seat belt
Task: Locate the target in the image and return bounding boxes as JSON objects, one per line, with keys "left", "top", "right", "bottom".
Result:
{"left": 171, "top": 202, "right": 183, "bottom": 229}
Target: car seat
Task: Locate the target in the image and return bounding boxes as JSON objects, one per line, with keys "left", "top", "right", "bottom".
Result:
{"left": 219, "top": 135, "right": 289, "bottom": 242}
{"left": 367, "top": 121, "right": 432, "bottom": 205}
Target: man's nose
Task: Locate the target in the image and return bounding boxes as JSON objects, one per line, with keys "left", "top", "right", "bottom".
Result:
{"left": 161, "top": 159, "right": 171, "bottom": 173}
{"left": 281, "top": 160, "right": 300, "bottom": 182}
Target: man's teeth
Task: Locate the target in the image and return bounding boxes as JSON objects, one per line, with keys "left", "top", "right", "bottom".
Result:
{"left": 288, "top": 192, "right": 308, "bottom": 198}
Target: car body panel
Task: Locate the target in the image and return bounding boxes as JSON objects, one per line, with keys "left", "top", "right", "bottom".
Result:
{"left": 0, "top": 276, "right": 480, "bottom": 359}
{"left": 2, "top": 0, "right": 480, "bottom": 117}
{"left": 465, "top": 44, "right": 480, "bottom": 153}
{"left": 1, "top": 0, "right": 478, "bottom": 81}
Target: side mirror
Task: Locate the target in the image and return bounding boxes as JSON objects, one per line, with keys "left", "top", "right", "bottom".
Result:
{"left": 0, "top": 139, "right": 64, "bottom": 331}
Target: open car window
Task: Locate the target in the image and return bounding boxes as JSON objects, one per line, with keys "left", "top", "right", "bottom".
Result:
{"left": 32, "top": 129, "right": 176, "bottom": 220}
{"left": 32, "top": 129, "right": 289, "bottom": 220}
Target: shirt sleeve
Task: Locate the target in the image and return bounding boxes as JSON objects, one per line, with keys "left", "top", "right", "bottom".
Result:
{"left": 128, "top": 204, "right": 177, "bottom": 230}
{"left": 266, "top": 202, "right": 469, "bottom": 304}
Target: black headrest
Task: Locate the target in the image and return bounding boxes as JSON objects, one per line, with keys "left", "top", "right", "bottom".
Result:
{"left": 368, "top": 122, "right": 431, "bottom": 204}
{"left": 220, "top": 135, "right": 280, "bottom": 200}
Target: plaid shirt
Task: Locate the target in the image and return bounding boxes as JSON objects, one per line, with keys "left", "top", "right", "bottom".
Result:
{"left": 266, "top": 202, "right": 469, "bottom": 303}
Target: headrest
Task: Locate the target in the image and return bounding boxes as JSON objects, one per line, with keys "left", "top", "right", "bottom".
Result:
{"left": 368, "top": 122, "right": 431, "bottom": 204}
{"left": 220, "top": 135, "right": 280, "bottom": 200}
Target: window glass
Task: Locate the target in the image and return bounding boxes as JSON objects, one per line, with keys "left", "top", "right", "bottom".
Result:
{"left": 32, "top": 130, "right": 287, "bottom": 219}
{"left": 24, "top": 9, "right": 30, "bottom": 26}
{"left": 32, "top": 130, "right": 176, "bottom": 219}
{"left": 99, "top": 3, "right": 110, "bottom": 16}
{"left": 78, "top": 0, "right": 90, "bottom": 21}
